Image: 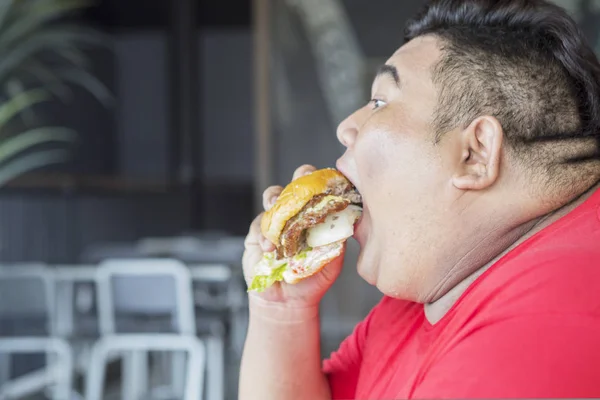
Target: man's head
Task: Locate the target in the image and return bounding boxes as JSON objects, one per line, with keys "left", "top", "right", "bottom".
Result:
{"left": 336, "top": 0, "right": 600, "bottom": 302}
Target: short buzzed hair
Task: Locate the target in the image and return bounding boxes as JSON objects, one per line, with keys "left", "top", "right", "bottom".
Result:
{"left": 405, "top": 0, "right": 600, "bottom": 200}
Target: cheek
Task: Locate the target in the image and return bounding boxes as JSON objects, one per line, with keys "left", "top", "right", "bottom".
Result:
{"left": 355, "top": 130, "right": 399, "bottom": 187}
{"left": 354, "top": 107, "right": 429, "bottom": 182}
{"left": 355, "top": 131, "right": 420, "bottom": 206}
{"left": 355, "top": 127, "right": 444, "bottom": 247}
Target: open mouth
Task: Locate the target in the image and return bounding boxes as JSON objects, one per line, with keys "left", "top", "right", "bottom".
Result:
{"left": 354, "top": 213, "right": 363, "bottom": 229}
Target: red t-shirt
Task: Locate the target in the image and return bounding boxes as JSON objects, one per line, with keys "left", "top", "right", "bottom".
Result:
{"left": 323, "top": 188, "right": 600, "bottom": 399}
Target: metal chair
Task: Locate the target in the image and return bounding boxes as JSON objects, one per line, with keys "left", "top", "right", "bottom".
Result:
{"left": 85, "top": 258, "right": 205, "bottom": 400}
{"left": 0, "top": 264, "right": 74, "bottom": 400}
{"left": 85, "top": 334, "right": 204, "bottom": 400}
{"left": 139, "top": 235, "right": 245, "bottom": 400}
{"left": 0, "top": 338, "right": 73, "bottom": 400}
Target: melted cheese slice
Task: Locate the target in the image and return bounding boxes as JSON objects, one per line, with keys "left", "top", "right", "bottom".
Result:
{"left": 306, "top": 205, "right": 362, "bottom": 248}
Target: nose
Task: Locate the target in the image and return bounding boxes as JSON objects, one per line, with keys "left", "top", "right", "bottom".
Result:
{"left": 336, "top": 112, "right": 360, "bottom": 148}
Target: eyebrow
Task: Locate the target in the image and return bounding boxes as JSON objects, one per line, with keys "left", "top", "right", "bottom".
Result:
{"left": 376, "top": 64, "right": 401, "bottom": 88}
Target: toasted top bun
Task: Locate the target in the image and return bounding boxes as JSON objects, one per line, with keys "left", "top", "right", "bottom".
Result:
{"left": 260, "top": 168, "right": 350, "bottom": 245}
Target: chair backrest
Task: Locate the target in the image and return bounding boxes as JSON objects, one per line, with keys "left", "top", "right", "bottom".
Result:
{"left": 137, "top": 235, "right": 245, "bottom": 264}
{"left": 95, "top": 258, "right": 195, "bottom": 335}
{"left": 0, "top": 263, "right": 55, "bottom": 336}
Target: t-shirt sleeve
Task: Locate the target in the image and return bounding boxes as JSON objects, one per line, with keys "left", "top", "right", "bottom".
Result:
{"left": 322, "top": 298, "right": 384, "bottom": 400}
{"left": 413, "top": 314, "right": 600, "bottom": 398}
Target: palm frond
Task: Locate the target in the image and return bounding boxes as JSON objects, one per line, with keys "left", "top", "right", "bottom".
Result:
{"left": 0, "top": 149, "right": 69, "bottom": 186}
{"left": 0, "top": 127, "right": 75, "bottom": 164}
{"left": 5, "top": 78, "right": 37, "bottom": 125}
{"left": 0, "top": 1, "right": 15, "bottom": 32}
{"left": 55, "top": 48, "right": 113, "bottom": 105}
{"left": 0, "top": 25, "right": 111, "bottom": 84}
{"left": 0, "top": 0, "right": 93, "bottom": 49}
{"left": 56, "top": 67, "right": 113, "bottom": 106}
{"left": 56, "top": 47, "right": 90, "bottom": 68}
{"left": 0, "top": 88, "right": 48, "bottom": 129}
{"left": 0, "top": 0, "right": 110, "bottom": 186}
{"left": 22, "top": 59, "right": 73, "bottom": 102}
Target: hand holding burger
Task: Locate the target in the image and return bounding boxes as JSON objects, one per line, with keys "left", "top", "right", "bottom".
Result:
{"left": 242, "top": 165, "right": 362, "bottom": 302}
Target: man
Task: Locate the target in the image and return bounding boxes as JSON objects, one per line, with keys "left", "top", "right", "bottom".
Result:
{"left": 240, "top": 0, "right": 600, "bottom": 398}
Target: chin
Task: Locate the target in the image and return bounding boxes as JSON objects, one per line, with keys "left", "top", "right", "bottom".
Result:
{"left": 356, "top": 247, "right": 378, "bottom": 286}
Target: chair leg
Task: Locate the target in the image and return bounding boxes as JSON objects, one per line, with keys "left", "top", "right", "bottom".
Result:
{"left": 85, "top": 339, "right": 109, "bottom": 400}
{"left": 122, "top": 350, "right": 148, "bottom": 400}
{"left": 206, "top": 336, "right": 224, "bottom": 400}
{"left": 0, "top": 353, "right": 11, "bottom": 386}
{"left": 85, "top": 336, "right": 206, "bottom": 400}
{"left": 171, "top": 351, "right": 186, "bottom": 398}
{"left": 133, "top": 351, "right": 149, "bottom": 398}
{"left": 183, "top": 340, "right": 205, "bottom": 400}
{"left": 0, "top": 339, "right": 73, "bottom": 400}
{"left": 51, "top": 339, "right": 73, "bottom": 400}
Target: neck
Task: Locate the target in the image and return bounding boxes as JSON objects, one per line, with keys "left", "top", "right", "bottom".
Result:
{"left": 424, "top": 182, "right": 600, "bottom": 324}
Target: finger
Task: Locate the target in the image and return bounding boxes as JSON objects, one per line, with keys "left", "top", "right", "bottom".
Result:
{"left": 260, "top": 235, "right": 275, "bottom": 252}
{"left": 242, "top": 245, "right": 263, "bottom": 283}
{"left": 262, "top": 185, "right": 283, "bottom": 210}
{"left": 244, "top": 213, "right": 264, "bottom": 248}
{"left": 292, "top": 164, "right": 316, "bottom": 181}
{"left": 244, "top": 212, "right": 276, "bottom": 251}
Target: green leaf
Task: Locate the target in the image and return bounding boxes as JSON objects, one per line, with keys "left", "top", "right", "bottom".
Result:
{"left": 0, "top": 25, "right": 111, "bottom": 84}
{"left": 0, "top": 0, "right": 94, "bottom": 50}
{"left": 248, "top": 263, "right": 288, "bottom": 293}
{"left": 0, "top": 0, "right": 109, "bottom": 189}
{"left": 0, "top": 127, "right": 75, "bottom": 164}
{"left": 22, "top": 59, "right": 73, "bottom": 102}
{"left": 5, "top": 78, "right": 37, "bottom": 125}
{"left": 56, "top": 47, "right": 89, "bottom": 68}
{"left": 295, "top": 247, "right": 313, "bottom": 260}
{"left": 0, "top": 148, "right": 69, "bottom": 186}
{"left": 0, "top": 1, "right": 15, "bottom": 32}
{"left": 0, "top": 88, "right": 49, "bottom": 128}
{"left": 56, "top": 67, "right": 114, "bottom": 106}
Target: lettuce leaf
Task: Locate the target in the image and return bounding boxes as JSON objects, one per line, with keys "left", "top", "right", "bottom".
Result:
{"left": 295, "top": 247, "right": 312, "bottom": 260}
{"left": 248, "top": 263, "right": 288, "bottom": 292}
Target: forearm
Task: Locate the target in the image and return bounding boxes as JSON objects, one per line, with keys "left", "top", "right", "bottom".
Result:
{"left": 239, "top": 296, "right": 331, "bottom": 400}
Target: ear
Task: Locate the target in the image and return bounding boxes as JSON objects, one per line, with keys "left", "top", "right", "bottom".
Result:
{"left": 452, "top": 116, "right": 503, "bottom": 191}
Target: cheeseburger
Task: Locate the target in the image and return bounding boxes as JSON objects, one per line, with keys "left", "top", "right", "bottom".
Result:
{"left": 248, "top": 168, "right": 362, "bottom": 292}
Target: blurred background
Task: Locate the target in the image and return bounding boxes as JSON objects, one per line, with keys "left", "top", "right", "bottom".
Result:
{"left": 0, "top": 0, "right": 599, "bottom": 399}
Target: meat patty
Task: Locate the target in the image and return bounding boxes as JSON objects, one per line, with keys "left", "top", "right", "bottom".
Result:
{"left": 276, "top": 186, "right": 362, "bottom": 259}
{"left": 341, "top": 188, "right": 362, "bottom": 205}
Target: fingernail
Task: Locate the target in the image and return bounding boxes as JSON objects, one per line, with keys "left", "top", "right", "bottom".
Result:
{"left": 269, "top": 195, "right": 278, "bottom": 205}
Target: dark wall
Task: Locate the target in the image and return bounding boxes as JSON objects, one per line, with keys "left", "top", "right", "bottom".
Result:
{"left": 270, "top": 0, "right": 428, "bottom": 185}
{"left": 83, "top": 0, "right": 251, "bottom": 29}
{"left": 0, "top": 1, "right": 256, "bottom": 262}
{"left": 0, "top": 191, "right": 191, "bottom": 263}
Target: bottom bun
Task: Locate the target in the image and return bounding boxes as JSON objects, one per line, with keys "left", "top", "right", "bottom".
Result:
{"left": 248, "top": 241, "right": 345, "bottom": 292}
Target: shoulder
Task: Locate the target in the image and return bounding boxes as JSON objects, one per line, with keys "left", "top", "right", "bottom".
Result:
{"left": 461, "top": 228, "right": 600, "bottom": 319}
{"left": 491, "top": 254, "right": 598, "bottom": 315}
{"left": 415, "top": 311, "right": 600, "bottom": 398}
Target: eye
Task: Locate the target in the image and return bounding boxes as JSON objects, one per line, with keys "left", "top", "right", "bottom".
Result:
{"left": 370, "top": 99, "right": 387, "bottom": 110}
